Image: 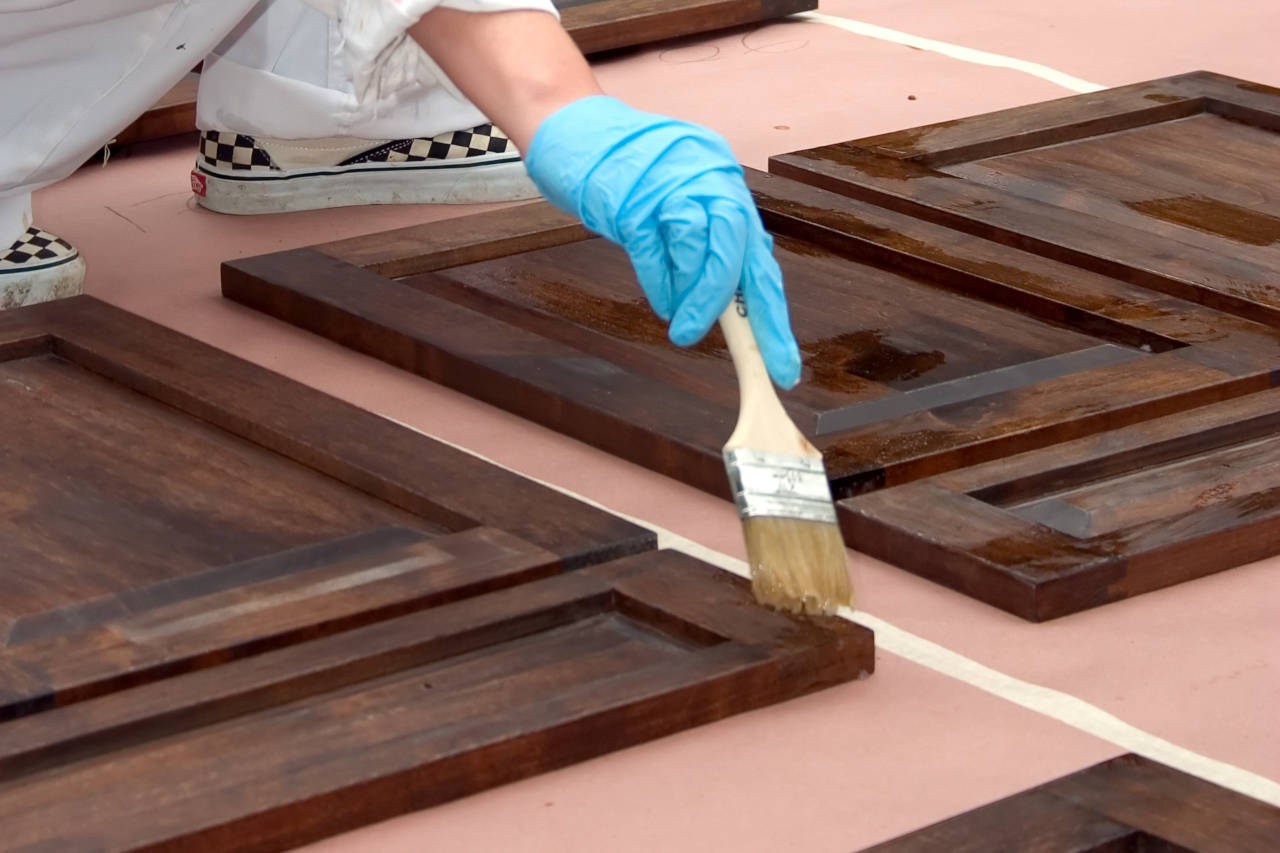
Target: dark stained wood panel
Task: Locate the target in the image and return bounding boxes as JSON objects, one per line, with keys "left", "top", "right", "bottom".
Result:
{"left": 0, "top": 295, "right": 650, "bottom": 644}
{"left": 861, "top": 754, "right": 1280, "bottom": 852}
{"left": 0, "top": 548, "right": 873, "bottom": 852}
{"left": 840, "top": 388, "right": 1280, "bottom": 620}
{"left": 0, "top": 297, "right": 872, "bottom": 849}
{"left": 556, "top": 0, "right": 816, "bottom": 55}
{"left": 222, "top": 170, "right": 1280, "bottom": 618}
{"left": 223, "top": 171, "right": 1280, "bottom": 499}
{"left": 770, "top": 71, "right": 1280, "bottom": 326}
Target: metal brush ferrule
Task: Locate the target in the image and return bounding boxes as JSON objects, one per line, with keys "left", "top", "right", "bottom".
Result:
{"left": 723, "top": 448, "right": 838, "bottom": 524}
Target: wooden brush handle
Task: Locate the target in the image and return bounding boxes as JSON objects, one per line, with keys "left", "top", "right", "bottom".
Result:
{"left": 719, "top": 296, "right": 813, "bottom": 456}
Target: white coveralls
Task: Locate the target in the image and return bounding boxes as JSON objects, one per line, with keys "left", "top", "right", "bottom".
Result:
{"left": 0, "top": 0, "right": 555, "bottom": 248}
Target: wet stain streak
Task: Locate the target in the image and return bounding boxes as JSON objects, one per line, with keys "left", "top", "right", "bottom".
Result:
{"left": 1126, "top": 194, "right": 1280, "bottom": 246}
{"left": 531, "top": 279, "right": 725, "bottom": 355}
{"left": 802, "top": 330, "right": 945, "bottom": 392}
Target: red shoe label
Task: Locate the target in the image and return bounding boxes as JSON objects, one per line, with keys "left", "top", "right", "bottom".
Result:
{"left": 190, "top": 170, "right": 207, "bottom": 197}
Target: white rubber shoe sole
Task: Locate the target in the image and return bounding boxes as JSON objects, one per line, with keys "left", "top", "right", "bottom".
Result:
{"left": 191, "top": 157, "right": 540, "bottom": 215}
{"left": 0, "top": 228, "right": 86, "bottom": 310}
{"left": 0, "top": 254, "right": 86, "bottom": 309}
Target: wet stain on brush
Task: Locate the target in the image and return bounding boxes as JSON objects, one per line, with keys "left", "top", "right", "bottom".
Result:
{"left": 1126, "top": 195, "right": 1280, "bottom": 246}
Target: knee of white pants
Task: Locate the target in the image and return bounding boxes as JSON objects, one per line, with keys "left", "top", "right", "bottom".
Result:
{"left": 0, "top": 193, "right": 33, "bottom": 249}
{"left": 212, "top": 0, "right": 331, "bottom": 86}
{"left": 196, "top": 53, "right": 489, "bottom": 140}
{"left": 196, "top": 0, "right": 558, "bottom": 141}
{"left": 0, "top": 0, "right": 258, "bottom": 197}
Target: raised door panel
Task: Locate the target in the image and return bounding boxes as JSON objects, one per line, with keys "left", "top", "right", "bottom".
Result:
{"left": 770, "top": 72, "right": 1280, "bottom": 325}
{"left": 0, "top": 296, "right": 650, "bottom": 647}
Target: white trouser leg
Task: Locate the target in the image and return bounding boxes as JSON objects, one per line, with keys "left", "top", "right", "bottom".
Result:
{"left": 196, "top": 0, "right": 504, "bottom": 141}
{"left": 0, "top": 1, "right": 259, "bottom": 200}
{"left": 0, "top": 193, "right": 33, "bottom": 250}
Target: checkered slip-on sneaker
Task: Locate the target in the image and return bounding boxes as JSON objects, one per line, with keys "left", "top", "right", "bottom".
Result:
{"left": 190, "top": 124, "right": 538, "bottom": 214}
{"left": 0, "top": 227, "right": 86, "bottom": 309}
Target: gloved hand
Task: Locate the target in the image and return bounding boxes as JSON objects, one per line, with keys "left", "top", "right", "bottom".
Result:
{"left": 524, "top": 96, "right": 802, "bottom": 389}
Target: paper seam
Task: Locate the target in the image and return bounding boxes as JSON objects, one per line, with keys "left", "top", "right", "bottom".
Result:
{"left": 793, "top": 11, "right": 1107, "bottom": 94}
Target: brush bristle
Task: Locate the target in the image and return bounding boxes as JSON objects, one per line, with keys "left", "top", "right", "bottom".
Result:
{"left": 742, "top": 516, "right": 853, "bottom": 616}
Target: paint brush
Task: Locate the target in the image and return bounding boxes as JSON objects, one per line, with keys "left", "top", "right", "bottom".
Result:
{"left": 719, "top": 293, "right": 853, "bottom": 615}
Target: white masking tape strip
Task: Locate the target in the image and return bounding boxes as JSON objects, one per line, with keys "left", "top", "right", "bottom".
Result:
{"left": 794, "top": 11, "right": 1106, "bottom": 94}
{"left": 384, "top": 415, "right": 1280, "bottom": 806}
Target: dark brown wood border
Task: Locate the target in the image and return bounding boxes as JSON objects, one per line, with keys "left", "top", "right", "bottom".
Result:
{"left": 0, "top": 550, "right": 873, "bottom": 852}
{"left": 860, "top": 754, "right": 1280, "bottom": 852}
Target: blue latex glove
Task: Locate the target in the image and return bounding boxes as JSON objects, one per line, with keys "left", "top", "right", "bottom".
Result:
{"left": 524, "top": 96, "right": 802, "bottom": 389}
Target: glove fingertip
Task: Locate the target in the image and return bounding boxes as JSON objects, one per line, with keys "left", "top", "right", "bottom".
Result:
{"left": 668, "top": 315, "right": 712, "bottom": 347}
{"left": 767, "top": 339, "right": 803, "bottom": 389}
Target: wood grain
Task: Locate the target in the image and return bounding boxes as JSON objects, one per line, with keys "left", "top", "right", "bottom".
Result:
{"left": 0, "top": 297, "right": 870, "bottom": 849}
{"left": 0, "top": 293, "right": 650, "bottom": 665}
{"left": 557, "top": 0, "right": 816, "bottom": 55}
{"left": 861, "top": 754, "right": 1280, "bottom": 852}
{"left": 0, "top": 551, "right": 873, "bottom": 852}
{"left": 224, "top": 160, "right": 1280, "bottom": 618}
{"left": 771, "top": 71, "right": 1280, "bottom": 326}
{"left": 842, "top": 388, "right": 1280, "bottom": 619}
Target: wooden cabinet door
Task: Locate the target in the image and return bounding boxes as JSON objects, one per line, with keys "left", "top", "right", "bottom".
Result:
{"left": 770, "top": 71, "right": 1280, "bottom": 326}
{"left": 861, "top": 754, "right": 1280, "bottom": 852}
{"left": 0, "top": 549, "right": 871, "bottom": 853}
{"left": 0, "top": 297, "right": 873, "bottom": 850}
{"left": 222, "top": 169, "right": 1280, "bottom": 618}
{"left": 556, "top": 0, "right": 817, "bottom": 55}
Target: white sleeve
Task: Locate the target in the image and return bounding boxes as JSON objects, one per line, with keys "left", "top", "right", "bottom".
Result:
{"left": 302, "top": 0, "right": 559, "bottom": 107}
